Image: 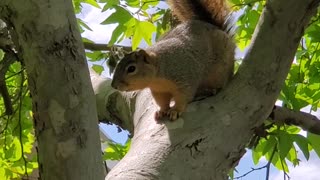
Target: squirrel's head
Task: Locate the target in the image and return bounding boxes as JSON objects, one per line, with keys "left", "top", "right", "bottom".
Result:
{"left": 111, "top": 49, "right": 157, "bottom": 91}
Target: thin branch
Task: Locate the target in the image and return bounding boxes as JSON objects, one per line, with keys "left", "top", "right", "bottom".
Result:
{"left": 279, "top": 156, "right": 290, "bottom": 180}
{"left": 18, "top": 70, "right": 28, "bottom": 178}
{"left": 233, "top": 143, "right": 277, "bottom": 180}
{"left": 0, "top": 50, "right": 17, "bottom": 115}
{"left": 269, "top": 106, "right": 320, "bottom": 135}
{"left": 83, "top": 42, "right": 132, "bottom": 52}
{"left": 265, "top": 145, "right": 277, "bottom": 180}
{"left": 233, "top": 165, "right": 267, "bottom": 179}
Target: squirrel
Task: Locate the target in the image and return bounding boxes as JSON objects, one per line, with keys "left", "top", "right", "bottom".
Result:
{"left": 111, "top": 0, "right": 235, "bottom": 121}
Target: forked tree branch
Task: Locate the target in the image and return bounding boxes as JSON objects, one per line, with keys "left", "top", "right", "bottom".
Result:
{"left": 98, "top": 0, "right": 320, "bottom": 179}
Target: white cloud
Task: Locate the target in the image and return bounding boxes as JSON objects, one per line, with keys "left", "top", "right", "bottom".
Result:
{"left": 78, "top": 3, "right": 116, "bottom": 43}
{"left": 271, "top": 152, "right": 320, "bottom": 180}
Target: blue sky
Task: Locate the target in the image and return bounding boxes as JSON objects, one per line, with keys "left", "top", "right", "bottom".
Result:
{"left": 78, "top": 3, "right": 320, "bottom": 180}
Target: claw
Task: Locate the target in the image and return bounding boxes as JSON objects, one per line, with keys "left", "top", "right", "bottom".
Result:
{"left": 167, "top": 108, "right": 182, "bottom": 121}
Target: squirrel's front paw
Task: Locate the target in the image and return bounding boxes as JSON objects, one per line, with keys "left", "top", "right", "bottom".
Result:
{"left": 154, "top": 110, "right": 167, "bottom": 121}
{"left": 167, "top": 108, "right": 182, "bottom": 121}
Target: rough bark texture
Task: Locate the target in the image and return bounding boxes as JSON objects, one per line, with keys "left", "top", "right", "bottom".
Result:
{"left": 0, "top": 1, "right": 104, "bottom": 180}
{"left": 93, "top": 0, "right": 320, "bottom": 179}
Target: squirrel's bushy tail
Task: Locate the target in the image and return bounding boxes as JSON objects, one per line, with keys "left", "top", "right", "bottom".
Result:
{"left": 167, "top": 0, "right": 230, "bottom": 29}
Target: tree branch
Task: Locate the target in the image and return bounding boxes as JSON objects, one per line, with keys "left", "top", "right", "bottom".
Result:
{"left": 1, "top": 0, "right": 105, "bottom": 179}
{"left": 270, "top": 105, "right": 320, "bottom": 135}
{"left": 0, "top": 50, "right": 17, "bottom": 115}
{"left": 83, "top": 42, "right": 132, "bottom": 52}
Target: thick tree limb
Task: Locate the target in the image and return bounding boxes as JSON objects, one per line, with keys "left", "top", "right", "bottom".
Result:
{"left": 270, "top": 105, "right": 320, "bottom": 135}
{"left": 98, "top": 0, "right": 320, "bottom": 179}
{"left": 91, "top": 71, "right": 135, "bottom": 134}
{"left": 1, "top": 0, "right": 105, "bottom": 179}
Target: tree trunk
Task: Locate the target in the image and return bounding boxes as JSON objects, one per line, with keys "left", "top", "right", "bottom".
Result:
{"left": 0, "top": 0, "right": 104, "bottom": 180}
{"left": 93, "top": 0, "right": 320, "bottom": 179}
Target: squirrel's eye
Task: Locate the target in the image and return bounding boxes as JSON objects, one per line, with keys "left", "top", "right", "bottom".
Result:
{"left": 127, "top": 65, "right": 136, "bottom": 74}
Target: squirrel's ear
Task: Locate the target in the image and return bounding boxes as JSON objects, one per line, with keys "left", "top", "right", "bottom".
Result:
{"left": 135, "top": 49, "right": 154, "bottom": 64}
{"left": 136, "top": 49, "right": 147, "bottom": 57}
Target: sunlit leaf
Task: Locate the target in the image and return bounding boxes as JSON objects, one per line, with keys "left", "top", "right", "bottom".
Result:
{"left": 278, "top": 130, "right": 293, "bottom": 160}
{"left": 291, "top": 134, "right": 310, "bottom": 160}
{"left": 252, "top": 138, "right": 266, "bottom": 165}
{"left": 92, "top": 64, "right": 104, "bottom": 75}
{"left": 307, "top": 132, "right": 320, "bottom": 158}
{"left": 132, "top": 20, "right": 156, "bottom": 49}
{"left": 83, "top": 0, "right": 100, "bottom": 8}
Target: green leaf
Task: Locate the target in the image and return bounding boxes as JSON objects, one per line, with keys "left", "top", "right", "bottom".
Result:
{"left": 82, "top": 37, "right": 94, "bottom": 43}
{"left": 235, "top": 6, "right": 262, "bottom": 50}
{"left": 229, "top": 0, "right": 241, "bottom": 5}
{"left": 307, "top": 132, "right": 320, "bottom": 157}
{"left": 269, "top": 152, "right": 289, "bottom": 172}
{"left": 262, "top": 136, "right": 276, "bottom": 155}
{"left": 102, "top": 0, "right": 120, "bottom": 11}
{"left": 108, "top": 25, "right": 126, "bottom": 46}
{"left": 285, "top": 125, "right": 301, "bottom": 134}
{"left": 228, "top": 168, "right": 234, "bottom": 180}
{"left": 92, "top": 64, "right": 104, "bottom": 75}
{"left": 292, "top": 134, "right": 310, "bottom": 160}
{"left": 126, "top": 0, "right": 140, "bottom": 7}
{"left": 252, "top": 138, "right": 266, "bottom": 165}
{"left": 78, "top": 19, "right": 93, "bottom": 31}
{"left": 86, "top": 51, "right": 105, "bottom": 61}
{"left": 83, "top": 0, "right": 101, "bottom": 8}
{"left": 102, "top": 6, "right": 135, "bottom": 46}
{"left": 5, "top": 138, "right": 22, "bottom": 162}
{"left": 101, "top": 6, "right": 132, "bottom": 25}
{"left": 277, "top": 130, "right": 293, "bottom": 160}
{"left": 132, "top": 20, "right": 156, "bottom": 50}
{"left": 0, "top": 49, "right": 3, "bottom": 60}
{"left": 73, "top": 0, "right": 82, "bottom": 14}
{"left": 286, "top": 146, "right": 298, "bottom": 166}
{"left": 103, "top": 140, "right": 131, "bottom": 161}
{"left": 141, "top": 0, "right": 159, "bottom": 8}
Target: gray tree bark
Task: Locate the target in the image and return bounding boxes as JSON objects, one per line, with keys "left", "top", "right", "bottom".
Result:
{"left": 93, "top": 0, "right": 320, "bottom": 179}
{"left": 0, "top": 0, "right": 104, "bottom": 180}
